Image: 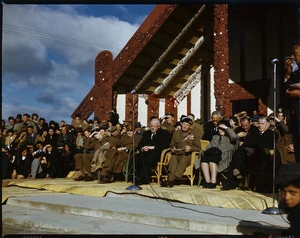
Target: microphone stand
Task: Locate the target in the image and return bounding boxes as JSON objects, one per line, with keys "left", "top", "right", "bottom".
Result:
{"left": 262, "top": 59, "right": 281, "bottom": 215}
{"left": 126, "top": 90, "right": 142, "bottom": 191}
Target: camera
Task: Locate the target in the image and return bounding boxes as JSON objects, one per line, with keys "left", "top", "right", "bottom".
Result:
{"left": 285, "top": 57, "right": 299, "bottom": 72}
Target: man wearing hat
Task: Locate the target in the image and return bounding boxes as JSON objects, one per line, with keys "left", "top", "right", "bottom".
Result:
{"left": 96, "top": 126, "right": 122, "bottom": 183}
{"left": 161, "top": 112, "right": 176, "bottom": 136}
{"left": 187, "top": 113, "right": 204, "bottom": 139}
{"left": 134, "top": 122, "right": 143, "bottom": 136}
{"left": 273, "top": 163, "right": 300, "bottom": 236}
{"left": 161, "top": 116, "right": 201, "bottom": 187}
{"left": 98, "top": 125, "right": 141, "bottom": 183}
{"left": 73, "top": 129, "right": 97, "bottom": 181}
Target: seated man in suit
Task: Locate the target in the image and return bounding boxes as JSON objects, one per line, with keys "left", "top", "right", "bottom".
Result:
{"left": 161, "top": 116, "right": 201, "bottom": 187}
{"left": 136, "top": 117, "right": 170, "bottom": 185}
{"left": 222, "top": 116, "right": 278, "bottom": 192}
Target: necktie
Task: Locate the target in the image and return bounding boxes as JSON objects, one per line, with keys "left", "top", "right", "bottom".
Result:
{"left": 151, "top": 133, "right": 156, "bottom": 139}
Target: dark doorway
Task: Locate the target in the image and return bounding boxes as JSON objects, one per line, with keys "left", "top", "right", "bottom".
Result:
{"left": 231, "top": 99, "right": 258, "bottom": 116}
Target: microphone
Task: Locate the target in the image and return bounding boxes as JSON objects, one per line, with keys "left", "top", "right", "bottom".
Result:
{"left": 271, "top": 58, "right": 279, "bottom": 64}
{"left": 130, "top": 89, "right": 136, "bottom": 94}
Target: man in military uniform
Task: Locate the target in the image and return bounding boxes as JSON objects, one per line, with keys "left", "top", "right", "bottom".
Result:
{"left": 187, "top": 113, "right": 204, "bottom": 140}
{"left": 98, "top": 125, "right": 141, "bottom": 183}
{"left": 161, "top": 112, "right": 176, "bottom": 137}
{"left": 73, "top": 127, "right": 110, "bottom": 181}
{"left": 161, "top": 116, "right": 201, "bottom": 187}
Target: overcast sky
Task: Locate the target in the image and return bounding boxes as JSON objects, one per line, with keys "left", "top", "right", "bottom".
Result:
{"left": 2, "top": 4, "right": 155, "bottom": 124}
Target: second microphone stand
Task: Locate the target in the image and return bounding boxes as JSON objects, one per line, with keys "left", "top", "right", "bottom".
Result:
{"left": 126, "top": 91, "right": 142, "bottom": 191}
{"left": 262, "top": 59, "right": 281, "bottom": 215}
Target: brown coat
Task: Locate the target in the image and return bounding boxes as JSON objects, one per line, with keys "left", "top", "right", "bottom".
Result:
{"left": 168, "top": 128, "right": 201, "bottom": 179}
{"left": 277, "top": 133, "right": 296, "bottom": 164}
{"left": 105, "top": 134, "right": 142, "bottom": 174}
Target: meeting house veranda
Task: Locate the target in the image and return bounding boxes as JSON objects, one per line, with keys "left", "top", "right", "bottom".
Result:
{"left": 2, "top": 4, "right": 299, "bottom": 212}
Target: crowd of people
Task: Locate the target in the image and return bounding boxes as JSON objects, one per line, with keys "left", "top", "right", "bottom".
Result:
{"left": 0, "top": 107, "right": 296, "bottom": 189}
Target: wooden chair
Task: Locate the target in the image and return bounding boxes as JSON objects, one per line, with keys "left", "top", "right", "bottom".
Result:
{"left": 182, "top": 151, "right": 200, "bottom": 185}
{"left": 182, "top": 140, "right": 209, "bottom": 186}
{"left": 151, "top": 148, "right": 171, "bottom": 184}
{"left": 154, "top": 140, "right": 210, "bottom": 186}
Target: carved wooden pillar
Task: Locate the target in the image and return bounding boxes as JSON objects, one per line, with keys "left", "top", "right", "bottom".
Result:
{"left": 125, "top": 92, "right": 138, "bottom": 125}
{"left": 213, "top": 4, "right": 230, "bottom": 117}
{"left": 147, "top": 94, "right": 159, "bottom": 123}
{"left": 165, "top": 97, "right": 177, "bottom": 120}
{"left": 187, "top": 93, "right": 191, "bottom": 115}
{"left": 112, "top": 91, "right": 118, "bottom": 111}
{"left": 94, "top": 50, "right": 114, "bottom": 120}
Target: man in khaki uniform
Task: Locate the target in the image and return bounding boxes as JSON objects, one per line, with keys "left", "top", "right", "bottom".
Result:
{"left": 73, "top": 127, "right": 110, "bottom": 181}
{"left": 161, "top": 116, "right": 201, "bottom": 187}
{"left": 98, "top": 125, "right": 141, "bottom": 183}
{"left": 187, "top": 113, "right": 204, "bottom": 140}
{"left": 161, "top": 112, "right": 176, "bottom": 137}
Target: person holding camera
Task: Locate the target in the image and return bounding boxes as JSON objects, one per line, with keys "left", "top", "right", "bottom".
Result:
{"left": 284, "top": 40, "right": 300, "bottom": 164}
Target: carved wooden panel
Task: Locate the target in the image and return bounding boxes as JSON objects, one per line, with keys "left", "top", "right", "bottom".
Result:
{"left": 227, "top": 83, "right": 267, "bottom": 116}
{"left": 147, "top": 94, "right": 160, "bottom": 123}
{"left": 165, "top": 97, "right": 178, "bottom": 120}
{"left": 94, "top": 51, "right": 114, "bottom": 120}
{"left": 71, "top": 86, "right": 95, "bottom": 120}
{"left": 125, "top": 92, "right": 138, "bottom": 124}
{"left": 257, "top": 97, "right": 267, "bottom": 116}
{"left": 187, "top": 93, "right": 191, "bottom": 116}
{"left": 213, "top": 4, "right": 230, "bottom": 117}
{"left": 228, "top": 83, "right": 256, "bottom": 101}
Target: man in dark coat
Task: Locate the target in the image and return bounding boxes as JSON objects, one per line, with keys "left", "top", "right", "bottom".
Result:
{"left": 222, "top": 116, "right": 277, "bottom": 192}
{"left": 26, "top": 125, "right": 37, "bottom": 145}
{"left": 136, "top": 118, "right": 170, "bottom": 184}
{"left": 202, "top": 111, "right": 222, "bottom": 142}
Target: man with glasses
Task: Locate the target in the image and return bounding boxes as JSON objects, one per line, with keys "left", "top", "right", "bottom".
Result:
{"left": 136, "top": 117, "right": 170, "bottom": 185}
